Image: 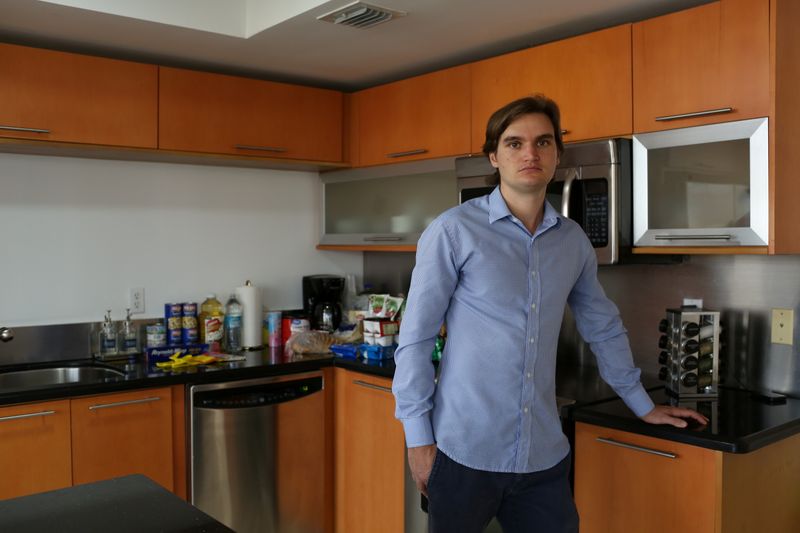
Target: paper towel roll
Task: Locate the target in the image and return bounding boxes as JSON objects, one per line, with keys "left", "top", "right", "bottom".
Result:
{"left": 236, "top": 281, "right": 263, "bottom": 349}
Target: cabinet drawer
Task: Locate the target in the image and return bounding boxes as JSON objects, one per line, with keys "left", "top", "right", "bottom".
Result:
{"left": 575, "top": 422, "right": 720, "bottom": 533}
{"left": 71, "top": 387, "right": 173, "bottom": 490}
{"left": 0, "top": 399, "right": 72, "bottom": 499}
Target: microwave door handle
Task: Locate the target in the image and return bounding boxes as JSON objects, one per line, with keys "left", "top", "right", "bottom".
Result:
{"left": 560, "top": 168, "right": 579, "bottom": 218}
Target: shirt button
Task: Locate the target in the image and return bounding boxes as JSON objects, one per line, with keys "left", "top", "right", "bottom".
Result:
{"left": 531, "top": 303, "right": 536, "bottom": 310}
{"left": 531, "top": 271, "right": 536, "bottom": 277}
{"left": 523, "top": 407, "right": 529, "bottom": 413}
{"left": 529, "top": 337, "right": 535, "bottom": 344}
{"left": 526, "top": 372, "right": 532, "bottom": 379}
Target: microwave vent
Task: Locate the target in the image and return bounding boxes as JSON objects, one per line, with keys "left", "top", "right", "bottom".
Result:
{"left": 317, "top": 1, "right": 406, "bottom": 29}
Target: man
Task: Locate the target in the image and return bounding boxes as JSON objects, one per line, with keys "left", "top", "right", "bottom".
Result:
{"left": 392, "top": 95, "right": 707, "bottom": 533}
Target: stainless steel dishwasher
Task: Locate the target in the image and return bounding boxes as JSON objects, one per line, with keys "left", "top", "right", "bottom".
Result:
{"left": 189, "top": 371, "right": 327, "bottom": 533}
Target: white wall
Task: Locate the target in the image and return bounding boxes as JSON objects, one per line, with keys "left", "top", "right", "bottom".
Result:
{"left": 0, "top": 153, "right": 362, "bottom": 326}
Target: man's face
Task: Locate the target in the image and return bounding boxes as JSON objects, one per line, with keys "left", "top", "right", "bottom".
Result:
{"left": 488, "top": 112, "right": 559, "bottom": 195}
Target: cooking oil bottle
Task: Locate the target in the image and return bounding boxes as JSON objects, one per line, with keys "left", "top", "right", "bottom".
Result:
{"left": 199, "top": 294, "right": 224, "bottom": 352}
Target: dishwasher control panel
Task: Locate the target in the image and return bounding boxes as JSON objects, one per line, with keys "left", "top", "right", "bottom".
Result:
{"left": 194, "top": 376, "right": 323, "bottom": 408}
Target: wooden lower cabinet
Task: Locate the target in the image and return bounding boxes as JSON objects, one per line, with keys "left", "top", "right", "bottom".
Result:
{"left": 0, "top": 399, "right": 72, "bottom": 499}
{"left": 71, "top": 387, "right": 174, "bottom": 491}
{"left": 575, "top": 422, "right": 800, "bottom": 533}
{"left": 334, "top": 368, "right": 406, "bottom": 533}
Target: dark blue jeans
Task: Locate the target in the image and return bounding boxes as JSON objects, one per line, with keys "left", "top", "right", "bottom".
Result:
{"left": 426, "top": 450, "right": 579, "bottom": 533}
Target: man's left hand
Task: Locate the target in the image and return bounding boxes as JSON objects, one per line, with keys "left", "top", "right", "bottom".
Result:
{"left": 640, "top": 404, "right": 708, "bottom": 428}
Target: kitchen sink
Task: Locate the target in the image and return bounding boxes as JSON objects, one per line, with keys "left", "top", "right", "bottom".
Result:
{"left": 0, "top": 365, "right": 126, "bottom": 392}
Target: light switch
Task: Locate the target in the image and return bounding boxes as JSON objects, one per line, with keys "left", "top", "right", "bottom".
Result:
{"left": 771, "top": 308, "right": 794, "bottom": 345}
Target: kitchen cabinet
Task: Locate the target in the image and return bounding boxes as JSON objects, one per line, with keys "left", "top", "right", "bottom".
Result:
{"left": 0, "top": 399, "right": 72, "bottom": 500}
{"left": 632, "top": 0, "right": 769, "bottom": 133}
{"left": 471, "top": 24, "right": 632, "bottom": 152}
{"left": 159, "top": 67, "right": 343, "bottom": 163}
{"left": 354, "top": 65, "right": 471, "bottom": 167}
{"left": 0, "top": 43, "right": 157, "bottom": 148}
{"left": 575, "top": 422, "right": 800, "bottom": 532}
{"left": 71, "top": 387, "right": 174, "bottom": 491}
{"left": 334, "top": 368, "right": 405, "bottom": 533}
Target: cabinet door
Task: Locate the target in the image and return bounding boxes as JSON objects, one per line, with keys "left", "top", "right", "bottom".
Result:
{"left": 71, "top": 387, "right": 173, "bottom": 491}
{"left": 0, "top": 43, "right": 157, "bottom": 148}
{"left": 159, "top": 67, "right": 343, "bottom": 162}
{"left": 632, "top": 0, "right": 769, "bottom": 132}
{"left": 334, "top": 369, "right": 405, "bottom": 533}
{"left": 356, "top": 65, "right": 471, "bottom": 166}
{"left": 0, "top": 400, "right": 72, "bottom": 499}
{"left": 574, "top": 422, "right": 720, "bottom": 533}
{"left": 471, "top": 25, "right": 632, "bottom": 152}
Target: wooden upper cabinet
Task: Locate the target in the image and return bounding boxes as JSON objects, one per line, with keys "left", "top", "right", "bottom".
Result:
{"left": 159, "top": 67, "right": 343, "bottom": 162}
{"left": 354, "top": 65, "right": 471, "bottom": 167}
{"left": 0, "top": 43, "right": 157, "bottom": 148}
{"left": 0, "top": 400, "right": 72, "bottom": 500}
{"left": 71, "top": 387, "right": 173, "bottom": 491}
{"left": 632, "top": 0, "right": 770, "bottom": 132}
{"left": 471, "top": 25, "right": 633, "bottom": 152}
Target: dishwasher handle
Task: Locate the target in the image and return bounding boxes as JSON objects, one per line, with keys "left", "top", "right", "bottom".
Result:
{"left": 194, "top": 376, "right": 323, "bottom": 409}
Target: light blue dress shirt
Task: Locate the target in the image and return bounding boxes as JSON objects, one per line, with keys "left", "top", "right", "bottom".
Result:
{"left": 392, "top": 187, "right": 654, "bottom": 473}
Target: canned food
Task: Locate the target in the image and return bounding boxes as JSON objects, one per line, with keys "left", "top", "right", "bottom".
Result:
{"left": 182, "top": 302, "right": 198, "bottom": 345}
{"left": 290, "top": 318, "right": 310, "bottom": 335}
{"left": 267, "top": 311, "right": 282, "bottom": 347}
{"left": 146, "top": 323, "right": 167, "bottom": 348}
{"left": 165, "top": 303, "right": 183, "bottom": 346}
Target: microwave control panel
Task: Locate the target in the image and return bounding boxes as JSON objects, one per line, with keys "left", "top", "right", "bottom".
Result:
{"left": 583, "top": 178, "right": 608, "bottom": 247}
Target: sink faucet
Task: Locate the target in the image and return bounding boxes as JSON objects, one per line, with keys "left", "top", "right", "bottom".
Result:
{"left": 0, "top": 327, "right": 14, "bottom": 342}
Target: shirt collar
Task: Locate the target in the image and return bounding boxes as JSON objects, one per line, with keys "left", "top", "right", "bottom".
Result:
{"left": 487, "top": 186, "right": 562, "bottom": 232}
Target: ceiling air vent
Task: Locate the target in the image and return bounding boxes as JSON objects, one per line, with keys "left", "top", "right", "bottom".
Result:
{"left": 317, "top": 1, "right": 407, "bottom": 29}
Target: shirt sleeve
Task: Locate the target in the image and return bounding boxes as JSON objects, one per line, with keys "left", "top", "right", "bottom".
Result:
{"left": 567, "top": 238, "right": 655, "bottom": 418}
{"left": 392, "top": 216, "right": 460, "bottom": 447}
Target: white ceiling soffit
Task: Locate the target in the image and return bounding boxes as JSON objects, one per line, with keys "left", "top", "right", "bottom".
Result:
{"left": 37, "top": 0, "right": 330, "bottom": 38}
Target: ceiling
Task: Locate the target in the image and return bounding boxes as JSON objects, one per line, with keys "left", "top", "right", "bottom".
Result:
{"left": 0, "top": 0, "right": 711, "bottom": 91}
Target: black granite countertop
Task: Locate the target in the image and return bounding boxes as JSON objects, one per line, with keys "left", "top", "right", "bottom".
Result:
{"left": 0, "top": 347, "right": 334, "bottom": 405}
{"left": 0, "top": 474, "right": 232, "bottom": 532}
{"left": 572, "top": 385, "right": 800, "bottom": 453}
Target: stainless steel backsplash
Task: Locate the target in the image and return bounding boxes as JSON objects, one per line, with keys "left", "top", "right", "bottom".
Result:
{"left": 364, "top": 252, "right": 800, "bottom": 396}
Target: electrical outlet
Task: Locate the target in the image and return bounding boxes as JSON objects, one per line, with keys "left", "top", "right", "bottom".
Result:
{"left": 771, "top": 308, "right": 794, "bottom": 345}
{"left": 683, "top": 298, "right": 703, "bottom": 309}
{"left": 129, "top": 287, "right": 145, "bottom": 314}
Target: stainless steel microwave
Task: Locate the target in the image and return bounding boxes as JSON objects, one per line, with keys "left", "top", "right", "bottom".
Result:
{"left": 455, "top": 138, "right": 632, "bottom": 265}
{"left": 632, "top": 117, "right": 769, "bottom": 247}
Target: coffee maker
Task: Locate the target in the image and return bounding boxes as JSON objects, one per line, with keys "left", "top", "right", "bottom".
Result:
{"left": 302, "top": 275, "right": 345, "bottom": 331}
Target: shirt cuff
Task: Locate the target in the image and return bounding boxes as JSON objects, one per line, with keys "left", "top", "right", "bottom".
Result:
{"left": 621, "top": 384, "right": 656, "bottom": 418}
{"left": 401, "top": 414, "right": 435, "bottom": 448}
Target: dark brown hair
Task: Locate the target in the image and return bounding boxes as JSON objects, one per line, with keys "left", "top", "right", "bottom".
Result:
{"left": 481, "top": 95, "right": 564, "bottom": 185}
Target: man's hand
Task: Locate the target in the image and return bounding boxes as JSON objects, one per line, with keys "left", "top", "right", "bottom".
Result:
{"left": 640, "top": 404, "right": 709, "bottom": 428}
{"left": 407, "top": 444, "right": 438, "bottom": 497}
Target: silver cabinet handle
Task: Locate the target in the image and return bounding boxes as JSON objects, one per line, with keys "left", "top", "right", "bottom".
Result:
{"left": 387, "top": 148, "right": 428, "bottom": 158}
{"left": 88, "top": 396, "right": 161, "bottom": 411}
{"left": 0, "top": 125, "right": 50, "bottom": 134}
{"left": 596, "top": 437, "right": 677, "bottom": 459}
{"left": 655, "top": 107, "right": 733, "bottom": 122}
{"left": 234, "top": 144, "right": 288, "bottom": 153}
{"left": 353, "top": 380, "right": 392, "bottom": 394}
{"left": 0, "top": 327, "right": 13, "bottom": 342}
{"left": 655, "top": 234, "right": 732, "bottom": 241}
{"left": 363, "top": 236, "right": 403, "bottom": 242}
{"left": 560, "top": 129, "right": 569, "bottom": 135}
{"left": 0, "top": 410, "right": 56, "bottom": 422}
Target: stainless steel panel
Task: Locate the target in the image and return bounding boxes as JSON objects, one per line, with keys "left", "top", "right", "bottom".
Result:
{"left": 190, "top": 372, "right": 326, "bottom": 533}
{"left": 0, "top": 322, "right": 93, "bottom": 366}
{"left": 365, "top": 254, "right": 800, "bottom": 396}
